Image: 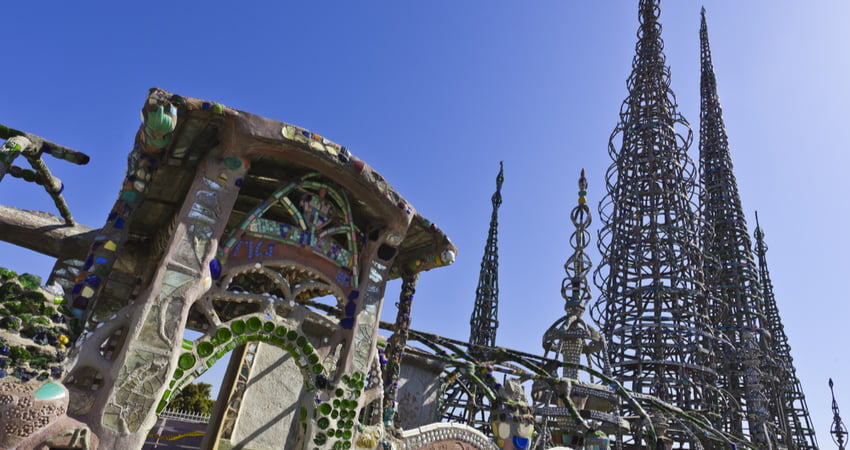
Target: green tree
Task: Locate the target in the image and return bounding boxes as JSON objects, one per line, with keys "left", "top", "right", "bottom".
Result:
{"left": 167, "top": 382, "right": 215, "bottom": 415}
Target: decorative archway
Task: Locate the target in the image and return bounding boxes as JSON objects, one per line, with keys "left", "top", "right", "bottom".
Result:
{"left": 160, "top": 256, "right": 372, "bottom": 450}
{"left": 214, "top": 172, "right": 363, "bottom": 298}
{"left": 162, "top": 312, "right": 323, "bottom": 413}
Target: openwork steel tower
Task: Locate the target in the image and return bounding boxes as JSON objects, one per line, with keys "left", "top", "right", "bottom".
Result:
{"left": 438, "top": 162, "right": 504, "bottom": 431}
{"left": 592, "top": 1, "right": 727, "bottom": 446}
{"left": 699, "top": 8, "right": 771, "bottom": 445}
{"left": 754, "top": 216, "right": 819, "bottom": 449}
{"left": 469, "top": 161, "right": 503, "bottom": 349}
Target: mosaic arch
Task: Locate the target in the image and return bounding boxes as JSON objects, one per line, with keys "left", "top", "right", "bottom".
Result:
{"left": 214, "top": 171, "right": 364, "bottom": 299}
{"left": 161, "top": 308, "right": 372, "bottom": 450}
{"left": 164, "top": 262, "right": 345, "bottom": 411}
{"left": 157, "top": 169, "right": 384, "bottom": 448}
{"left": 162, "top": 257, "right": 375, "bottom": 449}
{"left": 164, "top": 312, "right": 323, "bottom": 408}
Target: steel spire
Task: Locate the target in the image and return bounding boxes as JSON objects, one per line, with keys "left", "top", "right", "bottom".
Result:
{"left": 699, "top": 8, "right": 773, "bottom": 445}
{"left": 754, "top": 214, "right": 819, "bottom": 449}
{"left": 469, "top": 161, "right": 503, "bottom": 350}
{"left": 437, "top": 162, "right": 504, "bottom": 433}
{"left": 592, "top": 1, "right": 728, "bottom": 446}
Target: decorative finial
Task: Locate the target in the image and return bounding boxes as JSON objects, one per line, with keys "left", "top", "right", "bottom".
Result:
{"left": 492, "top": 161, "right": 504, "bottom": 207}
{"left": 578, "top": 169, "right": 588, "bottom": 207}
{"left": 831, "top": 378, "right": 847, "bottom": 450}
{"left": 563, "top": 169, "right": 592, "bottom": 306}
{"left": 754, "top": 211, "right": 764, "bottom": 239}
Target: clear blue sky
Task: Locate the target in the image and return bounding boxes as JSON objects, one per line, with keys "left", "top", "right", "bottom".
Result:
{"left": 1, "top": 1, "right": 847, "bottom": 443}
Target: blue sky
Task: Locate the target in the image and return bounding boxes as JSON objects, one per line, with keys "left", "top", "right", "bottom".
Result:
{"left": 1, "top": 1, "right": 848, "bottom": 443}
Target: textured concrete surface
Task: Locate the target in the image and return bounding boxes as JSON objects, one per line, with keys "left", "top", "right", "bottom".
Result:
{"left": 396, "top": 356, "right": 443, "bottom": 430}
{"left": 230, "top": 343, "right": 304, "bottom": 448}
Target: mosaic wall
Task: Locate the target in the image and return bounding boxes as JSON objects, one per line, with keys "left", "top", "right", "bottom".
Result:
{"left": 0, "top": 268, "right": 74, "bottom": 384}
{"left": 0, "top": 269, "right": 93, "bottom": 449}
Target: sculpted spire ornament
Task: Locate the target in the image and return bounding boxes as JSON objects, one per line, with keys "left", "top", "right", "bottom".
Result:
{"left": 541, "top": 169, "right": 599, "bottom": 379}
{"left": 831, "top": 378, "right": 847, "bottom": 450}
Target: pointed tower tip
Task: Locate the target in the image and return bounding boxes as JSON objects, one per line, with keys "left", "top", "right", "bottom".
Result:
{"left": 701, "top": 6, "right": 706, "bottom": 17}
{"left": 753, "top": 211, "right": 765, "bottom": 240}
{"left": 492, "top": 161, "right": 504, "bottom": 206}
{"left": 579, "top": 169, "right": 588, "bottom": 191}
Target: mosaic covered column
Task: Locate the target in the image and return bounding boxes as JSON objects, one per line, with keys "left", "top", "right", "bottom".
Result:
{"left": 78, "top": 148, "right": 248, "bottom": 449}
{"left": 383, "top": 271, "right": 419, "bottom": 425}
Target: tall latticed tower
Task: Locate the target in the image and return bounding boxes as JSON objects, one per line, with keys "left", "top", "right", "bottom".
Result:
{"left": 469, "top": 161, "right": 503, "bottom": 349}
{"left": 439, "top": 162, "right": 503, "bottom": 431}
{"left": 592, "top": 1, "right": 727, "bottom": 446}
{"left": 699, "top": 8, "right": 771, "bottom": 444}
{"left": 754, "top": 215, "right": 819, "bottom": 449}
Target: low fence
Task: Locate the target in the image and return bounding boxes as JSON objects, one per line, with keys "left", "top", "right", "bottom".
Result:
{"left": 157, "top": 409, "right": 211, "bottom": 424}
